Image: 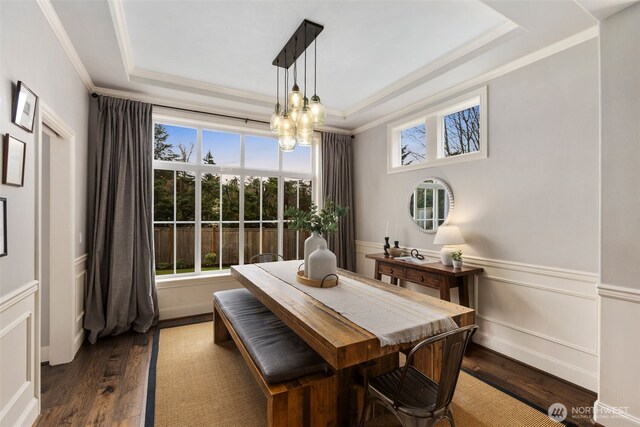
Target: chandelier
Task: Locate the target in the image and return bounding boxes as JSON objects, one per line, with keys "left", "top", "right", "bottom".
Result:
{"left": 270, "top": 20, "right": 325, "bottom": 151}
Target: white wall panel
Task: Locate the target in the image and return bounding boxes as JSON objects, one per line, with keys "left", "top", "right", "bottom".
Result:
{"left": 0, "top": 282, "right": 39, "bottom": 427}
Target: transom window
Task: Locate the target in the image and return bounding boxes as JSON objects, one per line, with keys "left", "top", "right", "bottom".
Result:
{"left": 388, "top": 86, "right": 487, "bottom": 172}
{"left": 153, "top": 117, "right": 315, "bottom": 277}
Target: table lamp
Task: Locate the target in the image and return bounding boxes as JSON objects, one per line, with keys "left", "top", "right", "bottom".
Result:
{"left": 433, "top": 225, "right": 465, "bottom": 266}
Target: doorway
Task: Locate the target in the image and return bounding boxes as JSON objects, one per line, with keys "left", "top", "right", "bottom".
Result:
{"left": 37, "top": 103, "right": 78, "bottom": 366}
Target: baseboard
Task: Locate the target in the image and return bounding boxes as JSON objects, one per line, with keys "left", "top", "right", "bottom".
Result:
{"left": 74, "top": 329, "right": 85, "bottom": 356}
{"left": 159, "top": 303, "right": 215, "bottom": 321}
{"left": 41, "top": 346, "right": 50, "bottom": 363}
{"left": 595, "top": 400, "right": 640, "bottom": 427}
{"left": 13, "top": 397, "right": 38, "bottom": 427}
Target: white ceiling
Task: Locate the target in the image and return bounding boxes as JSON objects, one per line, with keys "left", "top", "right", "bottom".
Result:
{"left": 49, "top": 0, "right": 637, "bottom": 132}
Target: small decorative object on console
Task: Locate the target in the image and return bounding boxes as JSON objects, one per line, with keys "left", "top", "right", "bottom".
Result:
{"left": 383, "top": 237, "right": 391, "bottom": 256}
{"left": 451, "top": 250, "right": 463, "bottom": 268}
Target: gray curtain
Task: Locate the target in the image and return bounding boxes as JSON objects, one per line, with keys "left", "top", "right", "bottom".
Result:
{"left": 322, "top": 132, "right": 356, "bottom": 271}
{"left": 85, "top": 95, "right": 158, "bottom": 344}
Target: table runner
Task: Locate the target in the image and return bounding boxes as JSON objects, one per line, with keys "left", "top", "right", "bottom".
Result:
{"left": 255, "top": 261, "right": 458, "bottom": 347}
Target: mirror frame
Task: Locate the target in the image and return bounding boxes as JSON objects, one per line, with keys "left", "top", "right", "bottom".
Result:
{"left": 407, "top": 177, "right": 454, "bottom": 234}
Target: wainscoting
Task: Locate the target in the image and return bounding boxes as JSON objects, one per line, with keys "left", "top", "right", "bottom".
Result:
{"left": 595, "top": 284, "right": 640, "bottom": 427}
{"left": 0, "top": 281, "right": 40, "bottom": 427}
{"left": 156, "top": 274, "right": 241, "bottom": 320}
{"left": 355, "top": 240, "right": 599, "bottom": 391}
{"left": 74, "top": 254, "right": 87, "bottom": 356}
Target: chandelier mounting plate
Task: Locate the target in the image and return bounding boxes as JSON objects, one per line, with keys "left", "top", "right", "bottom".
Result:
{"left": 272, "top": 19, "right": 324, "bottom": 68}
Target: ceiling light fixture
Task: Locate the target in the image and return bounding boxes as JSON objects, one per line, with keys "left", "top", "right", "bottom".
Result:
{"left": 271, "top": 20, "right": 324, "bottom": 151}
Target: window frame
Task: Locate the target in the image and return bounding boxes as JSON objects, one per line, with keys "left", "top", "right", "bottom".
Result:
{"left": 387, "top": 86, "right": 487, "bottom": 173}
{"left": 152, "top": 112, "right": 320, "bottom": 280}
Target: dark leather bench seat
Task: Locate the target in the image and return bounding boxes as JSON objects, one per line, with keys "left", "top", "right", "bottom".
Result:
{"left": 213, "top": 289, "right": 329, "bottom": 383}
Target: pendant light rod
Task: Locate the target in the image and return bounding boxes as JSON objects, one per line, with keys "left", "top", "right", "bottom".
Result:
{"left": 313, "top": 31, "right": 317, "bottom": 95}
{"left": 304, "top": 23, "right": 307, "bottom": 95}
{"left": 272, "top": 19, "right": 324, "bottom": 68}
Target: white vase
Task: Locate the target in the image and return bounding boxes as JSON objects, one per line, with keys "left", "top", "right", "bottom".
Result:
{"left": 452, "top": 259, "right": 463, "bottom": 268}
{"left": 304, "top": 232, "right": 327, "bottom": 278}
{"left": 308, "top": 244, "right": 337, "bottom": 282}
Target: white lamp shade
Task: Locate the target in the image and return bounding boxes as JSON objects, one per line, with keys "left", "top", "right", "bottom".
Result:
{"left": 433, "top": 225, "right": 465, "bottom": 245}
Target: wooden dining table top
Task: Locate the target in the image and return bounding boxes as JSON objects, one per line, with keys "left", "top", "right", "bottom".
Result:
{"left": 230, "top": 264, "right": 475, "bottom": 371}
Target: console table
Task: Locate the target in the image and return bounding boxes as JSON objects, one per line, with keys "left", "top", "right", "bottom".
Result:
{"left": 364, "top": 253, "right": 483, "bottom": 307}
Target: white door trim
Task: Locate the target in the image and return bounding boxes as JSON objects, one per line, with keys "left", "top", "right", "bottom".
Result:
{"left": 37, "top": 102, "right": 77, "bottom": 366}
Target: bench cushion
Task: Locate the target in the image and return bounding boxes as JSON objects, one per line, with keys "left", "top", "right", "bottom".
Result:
{"left": 214, "top": 289, "right": 330, "bottom": 383}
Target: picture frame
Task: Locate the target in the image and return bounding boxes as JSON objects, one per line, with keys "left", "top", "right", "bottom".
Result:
{"left": 3, "top": 134, "right": 26, "bottom": 187}
{"left": 12, "top": 81, "right": 38, "bottom": 133}
{"left": 0, "top": 198, "right": 6, "bottom": 257}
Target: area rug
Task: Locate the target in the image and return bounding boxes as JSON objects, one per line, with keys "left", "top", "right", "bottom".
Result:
{"left": 146, "top": 321, "right": 563, "bottom": 426}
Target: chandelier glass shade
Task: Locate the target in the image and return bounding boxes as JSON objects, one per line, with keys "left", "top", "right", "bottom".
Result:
{"left": 271, "top": 21, "right": 325, "bottom": 151}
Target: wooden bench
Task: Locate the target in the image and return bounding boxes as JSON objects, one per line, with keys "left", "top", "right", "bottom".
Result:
{"left": 213, "top": 289, "right": 337, "bottom": 427}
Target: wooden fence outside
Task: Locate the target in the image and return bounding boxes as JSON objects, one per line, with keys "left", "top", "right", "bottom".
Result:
{"left": 154, "top": 226, "right": 308, "bottom": 266}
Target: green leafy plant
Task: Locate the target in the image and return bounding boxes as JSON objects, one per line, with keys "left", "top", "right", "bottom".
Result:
{"left": 284, "top": 198, "right": 349, "bottom": 236}
{"left": 203, "top": 252, "right": 218, "bottom": 267}
{"left": 450, "top": 250, "right": 463, "bottom": 261}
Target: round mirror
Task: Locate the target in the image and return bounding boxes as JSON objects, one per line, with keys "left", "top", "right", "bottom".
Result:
{"left": 408, "top": 177, "right": 454, "bottom": 234}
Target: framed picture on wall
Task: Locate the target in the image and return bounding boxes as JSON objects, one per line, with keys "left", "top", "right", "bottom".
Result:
{"left": 12, "top": 81, "right": 38, "bottom": 133}
{"left": 2, "top": 134, "right": 26, "bottom": 187}
{"left": 0, "top": 198, "right": 6, "bottom": 257}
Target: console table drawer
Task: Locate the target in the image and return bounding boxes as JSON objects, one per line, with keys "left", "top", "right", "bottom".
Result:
{"left": 406, "top": 269, "right": 441, "bottom": 288}
{"left": 379, "top": 263, "right": 406, "bottom": 278}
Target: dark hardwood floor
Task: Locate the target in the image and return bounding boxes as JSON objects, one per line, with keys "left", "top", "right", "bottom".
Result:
{"left": 462, "top": 343, "right": 597, "bottom": 427}
{"left": 36, "top": 315, "right": 597, "bottom": 427}
{"left": 36, "top": 330, "right": 153, "bottom": 427}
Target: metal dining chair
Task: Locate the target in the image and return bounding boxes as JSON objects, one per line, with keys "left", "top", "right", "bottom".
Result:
{"left": 359, "top": 325, "right": 478, "bottom": 427}
{"left": 249, "top": 253, "right": 285, "bottom": 264}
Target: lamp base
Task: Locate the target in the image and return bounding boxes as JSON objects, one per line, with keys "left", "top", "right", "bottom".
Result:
{"left": 440, "top": 246, "right": 454, "bottom": 266}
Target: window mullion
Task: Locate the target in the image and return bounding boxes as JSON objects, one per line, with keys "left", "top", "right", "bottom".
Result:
{"left": 277, "top": 176, "right": 284, "bottom": 258}
{"left": 173, "top": 171, "right": 177, "bottom": 275}
{"left": 239, "top": 174, "right": 245, "bottom": 265}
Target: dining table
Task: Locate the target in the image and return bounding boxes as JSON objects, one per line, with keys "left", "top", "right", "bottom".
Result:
{"left": 231, "top": 261, "right": 475, "bottom": 426}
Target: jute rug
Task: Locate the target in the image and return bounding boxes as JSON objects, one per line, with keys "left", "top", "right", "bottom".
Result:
{"left": 147, "top": 322, "right": 562, "bottom": 426}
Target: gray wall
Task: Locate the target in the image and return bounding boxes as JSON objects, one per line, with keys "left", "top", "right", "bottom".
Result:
{"left": 601, "top": 2, "right": 640, "bottom": 290}
{"left": 0, "top": 0, "right": 89, "bottom": 298}
{"left": 353, "top": 39, "right": 599, "bottom": 273}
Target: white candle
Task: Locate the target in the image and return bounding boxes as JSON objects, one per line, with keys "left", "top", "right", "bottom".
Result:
{"left": 385, "top": 220, "right": 389, "bottom": 237}
{"left": 395, "top": 224, "right": 398, "bottom": 239}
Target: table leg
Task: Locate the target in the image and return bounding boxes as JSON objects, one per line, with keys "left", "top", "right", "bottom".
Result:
{"left": 439, "top": 277, "right": 451, "bottom": 301}
{"left": 374, "top": 261, "right": 382, "bottom": 281}
{"left": 459, "top": 277, "right": 471, "bottom": 307}
{"left": 390, "top": 276, "right": 398, "bottom": 286}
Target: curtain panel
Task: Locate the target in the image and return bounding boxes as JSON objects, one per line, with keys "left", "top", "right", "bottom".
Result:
{"left": 85, "top": 95, "right": 158, "bottom": 344}
{"left": 322, "top": 132, "right": 356, "bottom": 271}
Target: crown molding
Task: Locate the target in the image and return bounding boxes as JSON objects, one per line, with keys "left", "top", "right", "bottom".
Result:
{"left": 107, "top": 0, "right": 135, "bottom": 76}
{"left": 352, "top": 25, "right": 599, "bottom": 135}
{"left": 343, "top": 21, "right": 520, "bottom": 117}
{"left": 130, "top": 68, "right": 276, "bottom": 106}
{"left": 92, "top": 86, "right": 351, "bottom": 135}
{"left": 36, "top": 0, "right": 95, "bottom": 92}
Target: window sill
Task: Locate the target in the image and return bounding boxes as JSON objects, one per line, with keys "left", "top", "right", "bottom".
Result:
{"left": 387, "top": 150, "right": 487, "bottom": 174}
{"left": 155, "top": 271, "right": 235, "bottom": 290}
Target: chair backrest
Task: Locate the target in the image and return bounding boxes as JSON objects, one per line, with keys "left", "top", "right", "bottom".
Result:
{"left": 401, "top": 325, "right": 478, "bottom": 410}
{"left": 249, "top": 253, "right": 285, "bottom": 264}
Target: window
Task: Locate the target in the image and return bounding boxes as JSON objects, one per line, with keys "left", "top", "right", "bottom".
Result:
{"left": 387, "top": 86, "right": 487, "bottom": 173}
{"left": 400, "top": 123, "right": 426, "bottom": 166}
{"left": 153, "top": 118, "right": 316, "bottom": 277}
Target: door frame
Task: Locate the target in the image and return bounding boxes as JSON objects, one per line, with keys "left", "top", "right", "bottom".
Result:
{"left": 36, "top": 101, "right": 77, "bottom": 366}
